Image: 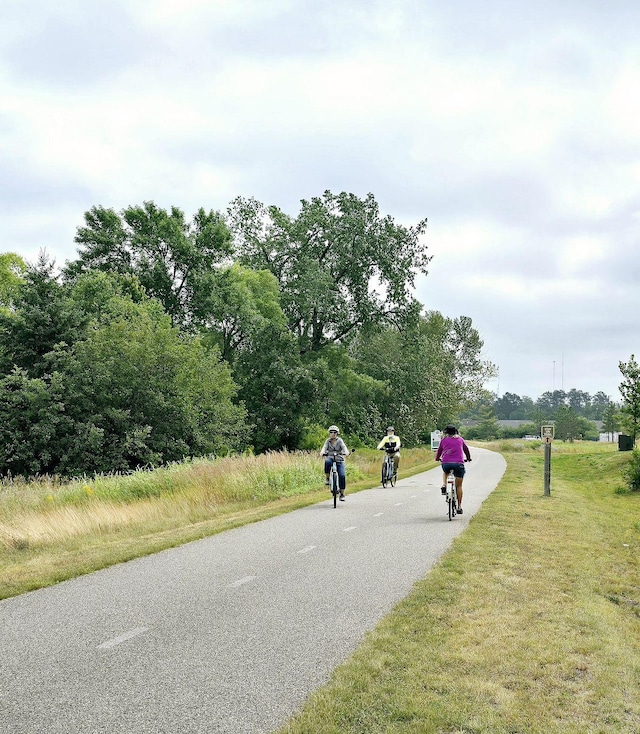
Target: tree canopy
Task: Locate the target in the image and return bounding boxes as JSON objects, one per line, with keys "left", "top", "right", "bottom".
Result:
{"left": 65, "top": 202, "right": 234, "bottom": 328}
{"left": 228, "top": 191, "right": 430, "bottom": 352}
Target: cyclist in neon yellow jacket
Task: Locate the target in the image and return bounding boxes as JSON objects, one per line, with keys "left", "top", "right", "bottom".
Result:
{"left": 377, "top": 426, "right": 401, "bottom": 474}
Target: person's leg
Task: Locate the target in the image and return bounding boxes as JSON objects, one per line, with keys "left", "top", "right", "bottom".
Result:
{"left": 455, "top": 477, "right": 463, "bottom": 509}
{"left": 324, "top": 458, "right": 331, "bottom": 485}
{"left": 338, "top": 462, "right": 346, "bottom": 495}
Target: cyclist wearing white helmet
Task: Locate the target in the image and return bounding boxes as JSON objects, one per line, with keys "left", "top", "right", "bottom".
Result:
{"left": 320, "top": 425, "right": 350, "bottom": 500}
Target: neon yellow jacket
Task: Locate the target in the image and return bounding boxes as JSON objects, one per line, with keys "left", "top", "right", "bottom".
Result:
{"left": 377, "top": 434, "right": 401, "bottom": 450}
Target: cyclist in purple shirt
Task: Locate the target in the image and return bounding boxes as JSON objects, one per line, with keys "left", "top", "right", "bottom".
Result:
{"left": 435, "top": 424, "right": 471, "bottom": 515}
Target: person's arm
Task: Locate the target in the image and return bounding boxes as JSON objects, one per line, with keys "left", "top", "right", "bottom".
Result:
{"left": 377, "top": 438, "right": 386, "bottom": 450}
{"left": 321, "top": 440, "right": 329, "bottom": 455}
{"left": 463, "top": 441, "right": 471, "bottom": 461}
{"left": 396, "top": 436, "right": 401, "bottom": 449}
{"left": 341, "top": 438, "right": 350, "bottom": 456}
{"left": 435, "top": 441, "right": 443, "bottom": 462}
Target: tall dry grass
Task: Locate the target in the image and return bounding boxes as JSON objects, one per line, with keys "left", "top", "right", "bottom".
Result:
{"left": 0, "top": 447, "right": 436, "bottom": 598}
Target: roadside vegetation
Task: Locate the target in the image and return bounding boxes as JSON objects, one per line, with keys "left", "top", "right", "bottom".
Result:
{"left": 278, "top": 441, "right": 639, "bottom": 734}
{"left": 0, "top": 447, "right": 435, "bottom": 599}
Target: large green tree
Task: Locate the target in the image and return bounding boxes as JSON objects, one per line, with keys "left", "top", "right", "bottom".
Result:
{"left": 65, "top": 202, "right": 234, "bottom": 328}
{"left": 0, "top": 270, "right": 247, "bottom": 477}
{"left": 228, "top": 191, "right": 430, "bottom": 353}
{"left": 353, "top": 311, "right": 493, "bottom": 443}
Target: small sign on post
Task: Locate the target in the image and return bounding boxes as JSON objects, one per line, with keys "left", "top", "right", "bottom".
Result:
{"left": 431, "top": 430, "right": 441, "bottom": 451}
{"left": 541, "top": 425, "right": 553, "bottom": 495}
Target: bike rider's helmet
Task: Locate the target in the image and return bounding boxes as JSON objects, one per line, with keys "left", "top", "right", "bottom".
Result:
{"left": 386, "top": 426, "right": 394, "bottom": 432}
{"left": 328, "top": 425, "right": 340, "bottom": 434}
{"left": 444, "top": 424, "right": 458, "bottom": 436}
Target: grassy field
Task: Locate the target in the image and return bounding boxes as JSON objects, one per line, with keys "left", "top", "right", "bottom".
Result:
{"left": 0, "top": 446, "right": 435, "bottom": 599}
{"left": 277, "top": 440, "right": 640, "bottom": 734}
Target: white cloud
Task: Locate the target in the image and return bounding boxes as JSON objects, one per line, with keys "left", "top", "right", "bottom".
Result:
{"left": 2, "top": 0, "right": 640, "bottom": 401}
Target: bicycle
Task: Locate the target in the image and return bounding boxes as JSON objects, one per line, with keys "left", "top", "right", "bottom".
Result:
{"left": 381, "top": 444, "right": 398, "bottom": 488}
{"left": 325, "top": 450, "right": 354, "bottom": 507}
{"left": 327, "top": 455, "right": 342, "bottom": 507}
{"left": 445, "top": 468, "right": 457, "bottom": 520}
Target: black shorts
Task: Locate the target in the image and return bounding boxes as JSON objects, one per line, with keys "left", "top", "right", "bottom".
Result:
{"left": 442, "top": 462, "right": 465, "bottom": 478}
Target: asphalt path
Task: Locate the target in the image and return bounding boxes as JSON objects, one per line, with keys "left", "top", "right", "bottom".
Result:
{"left": 1, "top": 448, "right": 506, "bottom": 734}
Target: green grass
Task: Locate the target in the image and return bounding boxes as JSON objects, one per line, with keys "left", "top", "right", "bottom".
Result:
{"left": 278, "top": 441, "right": 640, "bottom": 734}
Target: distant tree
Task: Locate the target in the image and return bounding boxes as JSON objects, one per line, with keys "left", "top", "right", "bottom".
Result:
{"left": 461, "top": 389, "right": 495, "bottom": 421}
{"left": 473, "top": 404, "right": 501, "bottom": 440}
{"left": 567, "top": 388, "right": 590, "bottom": 416}
{"left": 65, "top": 202, "right": 234, "bottom": 329}
{"left": 537, "top": 390, "right": 567, "bottom": 413}
{"left": 554, "top": 405, "right": 582, "bottom": 442}
{"left": 495, "top": 391, "right": 523, "bottom": 419}
{"left": 519, "top": 395, "right": 536, "bottom": 420}
{"left": 590, "top": 391, "right": 613, "bottom": 421}
{"left": 228, "top": 191, "right": 430, "bottom": 353}
{"left": 602, "top": 401, "right": 620, "bottom": 441}
{"left": 619, "top": 355, "right": 640, "bottom": 443}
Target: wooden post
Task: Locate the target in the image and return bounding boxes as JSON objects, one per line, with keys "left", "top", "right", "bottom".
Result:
{"left": 544, "top": 439, "right": 551, "bottom": 496}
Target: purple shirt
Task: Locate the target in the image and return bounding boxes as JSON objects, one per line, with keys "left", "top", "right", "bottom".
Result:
{"left": 435, "top": 435, "right": 471, "bottom": 464}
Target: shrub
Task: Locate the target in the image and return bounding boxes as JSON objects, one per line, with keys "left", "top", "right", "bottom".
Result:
{"left": 622, "top": 446, "right": 640, "bottom": 492}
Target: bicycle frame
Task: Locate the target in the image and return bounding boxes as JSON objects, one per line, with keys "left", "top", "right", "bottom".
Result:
{"left": 327, "top": 455, "right": 342, "bottom": 508}
{"left": 446, "top": 469, "right": 457, "bottom": 520}
{"left": 381, "top": 452, "right": 396, "bottom": 487}
{"left": 381, "top": 444, "right": 397, "bottom": 488}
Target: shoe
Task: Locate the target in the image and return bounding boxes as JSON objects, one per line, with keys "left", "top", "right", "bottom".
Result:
{"left": 325, "top": 479, "right": 330, "bottom": 485}
{"left": 457, "top": 507, "right": 463, "bottom": 515}
{"left": 339, "top": 493, "right": 345, "bottom": 501}
{"left": 441, "top": 486, "right": 446, "bottom": 495}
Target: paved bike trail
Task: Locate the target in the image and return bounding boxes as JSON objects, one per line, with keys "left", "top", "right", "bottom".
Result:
{"left": 0, "top": 448, "right": 506, "bottom": 734}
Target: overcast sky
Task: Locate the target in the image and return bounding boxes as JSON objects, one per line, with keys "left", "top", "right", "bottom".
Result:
{"left": 2, "top": 0, "right": 639, "bottom": 403}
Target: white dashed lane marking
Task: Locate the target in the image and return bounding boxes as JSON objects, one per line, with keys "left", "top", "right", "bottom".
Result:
{"left": 297, "top": 545, "right": 317, "bottom": 554}
{"left": 374, "top": 512, "right": 384, "bottom": 517}
{"left": 228, "top": 576, "right": 255, "bottom": 588}
{"left": 98, "top": 627, "right": 148, "bottom": 650}
{"left": 343, "top": 526, "right": 357, "bottom": 532}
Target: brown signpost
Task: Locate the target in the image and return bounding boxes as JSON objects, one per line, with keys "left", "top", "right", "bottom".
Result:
{"left": 541, "top": 425, "right": 554, "bottom": 495}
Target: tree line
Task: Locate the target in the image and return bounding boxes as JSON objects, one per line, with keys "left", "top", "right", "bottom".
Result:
{"left": 462, "top": 364, "right": 640, "bottom": 443}
{"left": 0, "top": 192, "right": 494, "bottom": 478}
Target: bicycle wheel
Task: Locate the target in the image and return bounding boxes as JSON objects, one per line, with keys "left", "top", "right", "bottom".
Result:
{"left": 331, "top": 471, "right": 339, "bottom": 508}
{"left": 381, "top": 463, "right": 387, "bottom": 488}
{"left": 448, "top": 496, "right": 455, "bottom": 520}
{"left": 390, "top": 464, "right": 397, "bottom": 487}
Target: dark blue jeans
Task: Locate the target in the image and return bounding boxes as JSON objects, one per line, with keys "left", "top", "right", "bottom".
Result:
{"left": 324, "top": 458, "right": 346, "bottom": 490}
